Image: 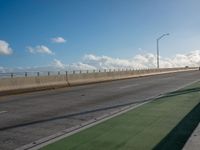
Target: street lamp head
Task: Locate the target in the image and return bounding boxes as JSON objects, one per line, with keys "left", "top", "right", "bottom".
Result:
{"left": 157, "top": 33, "right": 170, "bottom": 40}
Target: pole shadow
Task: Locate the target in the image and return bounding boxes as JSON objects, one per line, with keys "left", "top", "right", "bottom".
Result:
{"left": 153, "top": 102, "right": 200, "bottom": 150}
{"left": 162, "top": 87, "right": 200, "bottom": 99}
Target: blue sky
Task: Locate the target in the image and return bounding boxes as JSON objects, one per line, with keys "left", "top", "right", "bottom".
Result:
{"left": 0, "top": 0, "right": 200, "bottom": 68}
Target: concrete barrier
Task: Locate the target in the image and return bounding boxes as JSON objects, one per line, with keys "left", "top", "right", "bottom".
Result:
{"left": 0, "top": 75, "right": 68, "bottom": 95}
{"left": 0, "top": 67, "right": 197, "bottom": 95}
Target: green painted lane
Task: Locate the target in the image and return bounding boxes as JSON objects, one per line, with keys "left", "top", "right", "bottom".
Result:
{"left": 40, "top": 81, "right": 200, "bottom": 150}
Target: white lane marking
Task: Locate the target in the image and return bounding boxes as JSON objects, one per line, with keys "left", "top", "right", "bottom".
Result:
{"left": 0, "top": 111, "right": 7, "bottom": 114}
{"left": 19, "top": 102, "right": 149, "bottom": 150}
{"left": 119, "top": 84, "right": 139, "bottom": 89}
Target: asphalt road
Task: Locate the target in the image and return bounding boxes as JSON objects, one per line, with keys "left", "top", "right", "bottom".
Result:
{"left": 0, "top": 70, "right": 200, "bottom": 150}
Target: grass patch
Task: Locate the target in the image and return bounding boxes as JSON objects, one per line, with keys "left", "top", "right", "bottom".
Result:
{"left": 40, "top": 82, "right": 200, "bottom": 150}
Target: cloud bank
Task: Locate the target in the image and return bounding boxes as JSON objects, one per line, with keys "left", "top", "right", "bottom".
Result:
{"left": 0, "top": 40, "right": 13, "bottom": 55}
{"left": 51, "top": 50, "right": 200, "bottom": 70}
{"left": 80, "top": 50, "right": 200, "bottom": 69}
{"left": 1, "top": 50, "right": 200, "bottom": 73}
{"left": 27, "top": 45, "right": 54, "bottom": 55}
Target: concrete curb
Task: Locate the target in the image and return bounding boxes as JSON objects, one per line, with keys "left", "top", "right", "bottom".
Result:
{"left": 182, "top": 123, "right": 200, "bottom": 150}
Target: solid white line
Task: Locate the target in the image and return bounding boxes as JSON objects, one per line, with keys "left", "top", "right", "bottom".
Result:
{"left": 16, "top": 102, "right": 149, "bottom": 150}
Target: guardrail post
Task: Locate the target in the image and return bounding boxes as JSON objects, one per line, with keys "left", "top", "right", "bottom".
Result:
{"left": 65, "top": 71, "right": 68, "bottom": 80}
{"left": 65, "top": 71, "right": 69, "bottom": 84}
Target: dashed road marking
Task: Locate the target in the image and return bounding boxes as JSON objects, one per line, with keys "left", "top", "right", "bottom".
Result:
{"left": 119, "top": 84, "right": 139, "bottom": 89}
{"left": 0, "top": 111, "right": 7, "bottom": 114}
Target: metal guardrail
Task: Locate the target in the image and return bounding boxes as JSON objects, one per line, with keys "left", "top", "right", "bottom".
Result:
{"left": 0, "top": 69, "right": 134, "bottom": 79}
{"left": 0, "top": 67, "right": 196, "bottom": 79}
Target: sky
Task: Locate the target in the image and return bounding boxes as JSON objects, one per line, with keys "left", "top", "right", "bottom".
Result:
{"left": 1, "top": 0, "right": 200, "bottom": 71}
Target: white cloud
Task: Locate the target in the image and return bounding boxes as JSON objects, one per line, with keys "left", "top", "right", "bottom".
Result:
{"left": 1, "top": 50, "right": 200, "bottom": 74}
{"left": 52, "top": 59, "right": 65, "bottom": 69}
{"left": 27, "top": 45, "right": 54, "bottom": 55}
{"left": 159, "top": 50, "right": 200, "bottom": 68}
{"left": 83, "top": 54, "right": 150, "bottom": 69}
{"left": 0, "top": 66, "right": 5, "bottom": 73}
{"left": 52, "top": 59, "right": 96, "bottom": 70}
{"left": 67, "top": 63, "right": 96, "bottom": 70}
{"left": 51, "top": 37, "right": 66, "bottom": 43}
{"left": 0, "top": 40, "right": 13, "bottom": 55}
{"left": 82, "top": 50, "right": 200, "bottom": 69}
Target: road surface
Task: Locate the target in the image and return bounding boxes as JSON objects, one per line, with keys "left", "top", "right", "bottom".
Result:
{"left": 0, "top": 70, "right": 200, "bottom": 150}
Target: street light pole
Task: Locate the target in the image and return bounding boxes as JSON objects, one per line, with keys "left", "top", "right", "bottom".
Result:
{"left": 156, "top": 33, "right": 169, "bottom": 68}
{"left": 156, "top": 38, "right": 159, "bottom": 69}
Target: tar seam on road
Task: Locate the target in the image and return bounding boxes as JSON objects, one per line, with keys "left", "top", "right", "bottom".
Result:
{"left": 0, "top": 99, "right": 157, "bottom": 132}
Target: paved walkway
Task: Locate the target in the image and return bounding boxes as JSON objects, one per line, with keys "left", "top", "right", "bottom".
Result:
{"left": 183, "top": 123, "right": 200, "bottom": 150}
